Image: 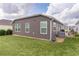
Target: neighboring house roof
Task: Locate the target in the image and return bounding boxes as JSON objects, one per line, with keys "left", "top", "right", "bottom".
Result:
{"left": 0, "top": 19, "right": 12, "bottom": 25}
{"left": 13, "top": 14, "right": 64, "bottom": 25}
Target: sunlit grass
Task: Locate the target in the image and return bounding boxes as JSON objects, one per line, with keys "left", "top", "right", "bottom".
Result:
{"left": 0, "top": 35, "right": 79, "bottom": 56}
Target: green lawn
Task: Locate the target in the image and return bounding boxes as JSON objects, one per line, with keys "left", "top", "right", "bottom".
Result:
{"left": 0, "top": 35, "right": 79, "bottom": 56}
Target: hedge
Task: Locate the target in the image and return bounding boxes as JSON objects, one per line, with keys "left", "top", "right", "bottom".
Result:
{"left": 6, "top": 29, "right": 12, "bottom": 35}
{"left": 0, "top": 29, "right": 12, "bottom": 36}
{"left": 0, "top": 30, "right": 6, "bottom": 36}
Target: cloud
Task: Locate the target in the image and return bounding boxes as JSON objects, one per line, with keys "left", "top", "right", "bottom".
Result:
{"left": 0, "top": 3, "right": 79, "bottom": 26}
{"left": 46, "top": 3, "right": 79, "bottom": 25}
{"left": 0, "top": 8, "right": 19, "bottom": 20}
{"left": 46, "top": 3, "right": 74, "bottom": 15}
{"left": 0, "top": 3, "right": 34, "bottom": 20}
{"left": 64, "top": 4, "right": 79, "bottom": 19}
{"left": 0, "top": 8, "right": 4, "bottom": 19}
{"left": 2, "top": 3, "right": 19, "bottom": 14}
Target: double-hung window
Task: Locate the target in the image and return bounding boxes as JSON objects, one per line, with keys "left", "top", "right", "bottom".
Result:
{"left": 25, "top": 23, "right": 30, "bottom": 33}
{"left": 40, "top": 21, "right": 47, "bottom": 34}
{"left": 53, "top": 22, "right": 56, "bottom": 30}
{"left": 15, "top": 23, "right": 21, "bottom": 32}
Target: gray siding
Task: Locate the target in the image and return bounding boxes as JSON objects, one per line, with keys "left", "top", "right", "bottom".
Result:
{"left": 52, "top": 20, "right": 64, "bottom": 36}
{"left": 13, "top": 15, "right": 64, "bottom": 40}
{"left": 13, "top": 16, "right": 50, "bottom": 40}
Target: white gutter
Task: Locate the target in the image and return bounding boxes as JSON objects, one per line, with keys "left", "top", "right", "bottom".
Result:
{"left": 50, "top": 20, "right": 52, "bottom": 41}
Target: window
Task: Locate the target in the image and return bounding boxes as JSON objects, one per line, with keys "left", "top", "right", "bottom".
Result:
{"left": 53, "top": 22, "right": 56, "bottom": 27}
{"left": 53, "top": 22, "right": 56, "bottom": 30}
{"left": 40, "top": 21, "right": 47, "bottom": 34}
{"left": 25, "top": 23, "right": 30, "bottom": 33}
{"left": 15, "top": 23, "right": 21, "bottom": 32}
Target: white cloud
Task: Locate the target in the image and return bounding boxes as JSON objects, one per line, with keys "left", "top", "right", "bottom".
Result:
{"left": 0, "top": 8, "right": 4, "bottom": 19}
{"left": 46, "top": 4, "right": 54, "bottom": 15}
{"left": 46, "top": 3, "right": 62, "bottom": 15}
{"left": 70, "top": 3, "right": 79, "bottom": 12}
{"left": 0, "top": 3, "right": 34, "bottom": 20}
{"left": 46, "top": 3, "right": 74, "bottom": 15}
{"left": 46, "top": 3, "right": 79, "bottom": 25}
{"left": 53, "top": 8, "right": 69, "bottom": 19}
{"left": 0, "top": 3, "right": 79, "bottom": 26}
{"left": 0, "top": 4, "right": 23, "bottom": 20}
{"left": 0, "top": 8, "right": 24, "bottom": 20}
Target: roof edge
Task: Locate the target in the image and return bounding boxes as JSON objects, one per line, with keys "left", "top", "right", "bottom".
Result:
{"left": 12, "top": 14, "right": 53, "bottom": 23}
{"left": 12, "top": 14, "right": 64, "bottom": 25}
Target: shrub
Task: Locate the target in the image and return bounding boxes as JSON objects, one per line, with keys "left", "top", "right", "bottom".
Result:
{"left": 6, "top": 29, "right": 12, "bottom": 35}
{"left": 0, "top": 30, "right": 6, "bottom": 36}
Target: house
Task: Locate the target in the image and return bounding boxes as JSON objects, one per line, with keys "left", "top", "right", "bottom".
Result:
{"left": 0, "top": 19, "right": 12, "bottom": 30}
{"left": 12, "top": 14, "right": 65, "bottom": 41}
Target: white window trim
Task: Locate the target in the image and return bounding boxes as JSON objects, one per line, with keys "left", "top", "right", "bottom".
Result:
{"left": 15, "top": 23, "right": 21, "bottom": 32}
{"left": 40, "top": 21, "right": 47, "bottom": 34}
{"left": 25, "top": 23, "right": 30, "bottom": 33}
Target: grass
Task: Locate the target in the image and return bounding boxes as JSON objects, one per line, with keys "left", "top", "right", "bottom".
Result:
{"left": 0, "top": 35, "right": 79, "bottom": 56}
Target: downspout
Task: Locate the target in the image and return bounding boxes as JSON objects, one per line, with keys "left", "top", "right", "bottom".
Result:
{"left": 50, "top": 19, "right": 52, "bottom": 41}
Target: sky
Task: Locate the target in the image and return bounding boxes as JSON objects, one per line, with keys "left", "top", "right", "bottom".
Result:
{"left": 0, "top": 3, "right": 49, "bottom": 20}
{"left": 0, "top": 3, "right": 79, "bottom": 25}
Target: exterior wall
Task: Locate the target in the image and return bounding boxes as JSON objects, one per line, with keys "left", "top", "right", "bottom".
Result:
{"left": 0, "top": 25, "right": 12, "bottom": 30}
{"left": 52, "top": 21, "right": 63, "bottom": 33}
{"left": 13, "top": 16, "right": 50, "bottom": 40}
{"left": 51, "top": 20, "right": 64, "bottom": 40}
